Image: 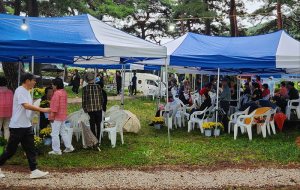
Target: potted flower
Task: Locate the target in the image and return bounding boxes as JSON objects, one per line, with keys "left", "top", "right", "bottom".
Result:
{"left": 214, "top": 122, "right": 224, "bottom": 136}
{"left": 202, "top": 122, "right": 214, "bottom": 136}
{"left": 151, "top": 117, "right": 164, "bottom": 129}
{"left": 40, "top": 100, "right": 51, "bottom": 118}
{"left": 0, "top": 136, "right": 8, "bottom": 155}
{"left": 40, "top": 127, "right": 52, "bottom": 145}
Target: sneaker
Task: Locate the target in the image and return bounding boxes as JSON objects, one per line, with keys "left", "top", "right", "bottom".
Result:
{"left": 0, "top": 169, "right": 5, "bottom": 178}
{"left": 30, "top": 169, "right": 49, "bottom": 179}
{"left": 63, "top": 145, "right": 75, "bottom": 153}
{"left": 48, "top": 150, "right": 62, "bottom": 155}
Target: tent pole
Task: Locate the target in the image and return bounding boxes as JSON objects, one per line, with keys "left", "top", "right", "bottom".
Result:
{"left": 159, "top": 67, "right": 162, "bottom": 105}
{"left": 18, "top": 61, "right": 21, "bottom": 87}
{"left": 193, "top": 74, "right": 195, "bottom": 92}
{"left": 121, "top": 63, "right": 125, "bottom": 110}
{"left": 165, "top": 59, "right": 170, "bottom": 145}
{"left": 215, "top": 68, "right": 220, "bottom": 137}
{"left": 31, "top": 56, "right": 34, "bottom": 101}
{"left": 200, "top": 74, "right": 203, "bottom": 104}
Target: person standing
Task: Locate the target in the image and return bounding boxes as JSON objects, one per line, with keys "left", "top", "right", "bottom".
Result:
{"left": 82, "top": 72, "right": 104, "bottom": 140}
{"left": 131, "top": 73, "right": 137, "bottom": 95}
{"left": 48, "top": 79, "right": 74, "bottom": 155}
{"left": 268, "top": 76, "right": 275, "bottom": 97}
{"left": 95, "top": 74, "right": 100, "bottom": 84}
{"left": 39, "top": 87, "right": 54, "bottom": 130}
{"left": 55, "top": 71, "right": 63, "bottom": 80}
{"left": 0, "top": 77, "right": 13, "bottom": 139}
{"left": 256, "top": 75, "right": 262, "bottom": 89}
{"left": 71, "top": 69, "right": 80, "bottom": 98}
{"left": 116, "top": 71, "right": 122, "bottom": 95}
{"left": 0, "top": 73, "right": 51, "bottom": 179}
{"left": 219, "top": 78, "right": 231, "bottom": 131}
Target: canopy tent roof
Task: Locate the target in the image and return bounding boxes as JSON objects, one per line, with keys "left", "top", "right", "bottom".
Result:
{"left": 0, "top": 13, "right": 166, "bottom": 61}
{"left": 136, "top": 30, "right": 300, "bottom": 71}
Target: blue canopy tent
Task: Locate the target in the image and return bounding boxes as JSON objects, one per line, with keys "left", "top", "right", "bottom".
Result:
{"left": 0, "top": 13, "right": 167, "bottom": 111}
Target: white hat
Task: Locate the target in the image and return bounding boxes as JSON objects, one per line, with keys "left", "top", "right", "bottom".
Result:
{"left": 269, "top": 76, "right": 273, "bottom": 79}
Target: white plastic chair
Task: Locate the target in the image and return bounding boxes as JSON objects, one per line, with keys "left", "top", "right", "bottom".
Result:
{"left": 66, "top": 111, "right": 90, "bottom": 145}
{"left": 228, "top": 106, "right": 250, "bottom": 134}
{"left": 286, "top": 99, "right": 300, "bottom": 120}
{"left": 100, "top": 113, "right": 128, "bottom": 147}
{"left": 188, "top": 107, "right": 208, "bottom": 133}
{"left": 163, "top": 103, "right": 180, "bottom": 130}
{"left": 267, "top": 107, "right": 278, "bottom": 135}
{"left": 234, "top": 110, "right": 257, "bottom": 140}
{"left": 256, "top": 109, "right": 272, "bottom": 138}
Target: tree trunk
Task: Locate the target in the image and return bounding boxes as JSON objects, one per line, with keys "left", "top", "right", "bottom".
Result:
{"left": 181, "top": 12, "right": 185, "bottom": 34}
{"left": 233, "top": 1, "right": 238, "bottom": 36}
{"left": 229, "top": 0, "right": 236, "bottom": 37}
{"left": 2, "top": 63, "right": 19, "bottom": 92}
{"left": 204, "top": 0, "right": 210, "bottom": 35}
{"left": 27, "top": 0, "right": 42, "bottom": 87}
{"left": 0, "top": 0, "right": 5, "bottom": 13}
{"left": 277, "top": 2, "right": 283, "bottom": 30}
{"left": 14, "top": 0, "right": 21, "bottom": 15}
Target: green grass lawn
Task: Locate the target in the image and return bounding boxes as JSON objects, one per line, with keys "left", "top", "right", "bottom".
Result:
{"left": 6, "top": 98, "right": 300, "bottom": 169}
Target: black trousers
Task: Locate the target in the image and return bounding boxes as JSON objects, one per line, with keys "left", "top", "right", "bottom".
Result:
{"left": 132, "top": 85, "right": 137, "bottom": 95}
{"left": 220, "top": 101, "right": 230, "bottom": 132}
{"left": 72, "top": 86, "right": 79, "bottom": 95}
{"left": 0, "top": 127, "right": 37, "bottom": 171}
{"left": 88, "top": 111, "right": 102, "bottom": 140}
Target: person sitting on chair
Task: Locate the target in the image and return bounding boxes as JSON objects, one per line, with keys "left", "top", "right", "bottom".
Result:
{"left": 248, "top": 82, "right": 262, "bottom": 101}
{"left": 276, "top": 82, "right": 299, "bottom": 113}
{"left": 262, "top": 84, "right": 270, "bottom": 98}
{"left": 189, "top": 93, "right": 212, "bottom": 119}
{"left": 200, "top": 82, "right": 212, "bottom": 96}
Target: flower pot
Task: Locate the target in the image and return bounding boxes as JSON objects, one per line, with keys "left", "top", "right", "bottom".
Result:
{"left": 214, "top": 129, "right": 221, "bottom": 136}
{"left": 205, "top": 130, "right": 212, "bottom": 137}
{"left": 0, "top": 146, "right": 3, "bottom": 155}
{"left": 154, "top": 124, "right": 161, "bottom": 129}
{"left": 43, "top": 138, "right": 52, "bottom": 145}
{"left": 44, "top": 113, "right": 49, "bottom": 119}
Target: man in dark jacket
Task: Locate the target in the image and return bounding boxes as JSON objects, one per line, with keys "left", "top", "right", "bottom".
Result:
{"left": 116, "top": 71, "right": 122, "bottom": 95}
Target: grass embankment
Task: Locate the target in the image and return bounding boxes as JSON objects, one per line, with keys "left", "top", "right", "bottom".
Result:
{"left": 6, "top": 97, "right": 300, "bottom": 168}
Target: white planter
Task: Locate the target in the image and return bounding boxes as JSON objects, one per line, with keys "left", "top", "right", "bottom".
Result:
{"left": 154, "top": 124, "right": 161, "bottom": 129}
{"left": 214, "top": 129, "right": 221, "bottom": 136}
{"left": 205, "top": 130, "right": 212, "bottom": 137}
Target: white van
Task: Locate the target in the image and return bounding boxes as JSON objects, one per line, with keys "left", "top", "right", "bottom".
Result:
{"left": 124, "top": 73, "right": 166, "bottom": 93}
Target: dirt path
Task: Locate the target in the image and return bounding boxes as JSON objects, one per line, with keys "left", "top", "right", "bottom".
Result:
{"left": 67, "top": 95, "right": 142, "bottom": 104}
{"left": 1, "top": 165, "right": 300, "bottom": 189}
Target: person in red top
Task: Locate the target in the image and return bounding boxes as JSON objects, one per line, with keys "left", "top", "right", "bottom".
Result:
{"left": 262, "top": 84, "right": 270, "bottom": 98}
{"left": 49, "top": 79, "right": 74, "bottom": 155}
{"left": 275, "top": 82, "right": 288, "bottom": 96}
{"left": 200, "top": 82, "right": 212, "bottom": 95}
{"left": 256, "top": 76, "right": 262, "bottom": 89}
{"left": 0, "top": 77, "right": 13, "bottom": 139}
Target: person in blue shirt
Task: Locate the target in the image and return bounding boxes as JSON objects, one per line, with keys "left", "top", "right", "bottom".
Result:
{"left": 95, "top": 74, "right": 100, "bottom": 84}
{"left": 268, "top": 76, "right": 275, "bottom": 97}
{"left": 132, "top": 73, "right": 137, "bottom": 95}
